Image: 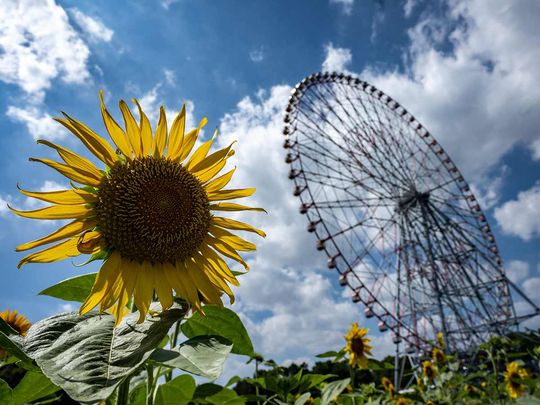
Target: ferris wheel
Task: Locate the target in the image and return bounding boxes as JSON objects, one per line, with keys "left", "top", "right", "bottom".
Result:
{"left": 282, "top": 72, "right": 540, "bottom": 356}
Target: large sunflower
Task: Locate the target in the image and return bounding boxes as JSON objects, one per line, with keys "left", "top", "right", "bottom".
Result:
{"left": 11, "top": 92, "right": 265, "bottom": 325}
{"left": 344, "top": 323, "right": 372, "bottom": 369}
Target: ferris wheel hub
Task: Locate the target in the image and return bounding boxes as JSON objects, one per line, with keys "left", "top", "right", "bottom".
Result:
{"left": 397, "top": 189, "right": 430, "bottom": 212}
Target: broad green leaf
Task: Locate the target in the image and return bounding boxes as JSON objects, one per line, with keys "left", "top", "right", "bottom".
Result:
{"left": 205, "top": 387, "right": 246, "bottom": 405}
{"left": 516, "top": 397, "right": 540, "bottom": 405}
{"left": 0, "top": 378, "right": 12, "bottom": 404}
{"left": 22, "top": 303, "right": 186, "bottom": 404}
{"left": 150, "top": 336, "right": 232, "bottom": 380}
{"left": 315, "top": 351, "right": 340, "bottom": 358}
{"left": 38, "top": 273, "right": 97, "bottom": 303}
{"left": 128, "top": 383, "right": 146, "bottom": 405}
{"left": 193, "top": 383, "right": 223, "bottom": 399}
{"left": 295, "top": 392, "right": 312, "bottom": 405}
{"left": 298, "top": 374, "right": 334, "bottom": 392}
{"left": 181, "top": 306, "right": 254, "bottom": 356}
{"left": 320, "top": 378, "right": 350, "bottom": 405}
{"left": 11, "top": 371, "right": 59, "bottom": 405}
{"left": 155, "top": 375, "right": 196, "bottom": 405}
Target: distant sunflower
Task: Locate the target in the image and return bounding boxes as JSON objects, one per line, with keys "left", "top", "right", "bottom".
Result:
{"left": 344, "top": 323, "right": 372, "bottom": 369}
{"left": 381, "top": 376, "right": 395, "bottom": 398}
{"left": 0, "top": 310, "right": 31, "bottom": 358}
{"left": 425, "top": 400, "right": 436, "bottom": 405}
{"left": 504, "top": 362, "right": 528, "bottom": 399}
{"left": 422, "top": 361, "right": 437, "bottom": 380}
{"left": 11, "top": 92, "right": 265, "bottom": 325}
{"left": 395, "top": 397, "right": 409, "bottom": 405}
{"left": 436, "top": 332, "right": 445, "bottom": 349}
{"left": 431, "top": 347, "right": 446, "bottom": 364}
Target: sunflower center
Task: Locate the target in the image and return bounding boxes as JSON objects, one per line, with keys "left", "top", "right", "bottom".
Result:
{"left": 95, "top": 156, "right": 211, "bottom": 263}
{"left": 351, "top": 336, "right": 364, "bottom": 356}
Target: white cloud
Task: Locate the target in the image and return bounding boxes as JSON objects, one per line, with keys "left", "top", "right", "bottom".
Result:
{"left": 0, "top": 0, "right": 91, "bottom": 101}
{"left": 69, "top": 8, "right": 113, "bottom": 43}
{"left": 161, "top": 0, "right": 180, "bottom": 10}
{"left": 530, "top": 137, "right": 540, "bottom": 161}
{"left": 329, "top": 0, "right": 354, "bottom": 15}
{"left": 163, "top": 69, "right": 176, "bottom": 86}
{"left": 0, "top": 196, "right": 9, "bottom": 216}
{"left": 494, "top": 183, "right": 540, "bottom": 241}
{"left": 505, "top": 260, "right": 529, "bottom": 284}
{"left": 522, "top": 278, "right": 540, "bottom": 300}
{"left": 403, "top": 0, "right": 418, "bottom": 17}
{"left": 249, "top": 47, "right": 264, "bottom": 63}
{"left": 322, "top": 43, "right": 352, "bottom": 74}
{"left": 362, "top": 0, "right": 540, "bottom": 178}
{"left": 6, "top": 105, "right": 65, "bottom": 140}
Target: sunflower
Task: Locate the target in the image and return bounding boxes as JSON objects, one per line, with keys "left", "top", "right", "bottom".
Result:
{"left": 11, "top": 92, "right": 265, "bottom": 325}
{"left": 431, "top": 347, "right": 445, "bottom": 364}
{"left": 381, "top": 376, "right": 395, "bottom": 398}
{"left": 395, "top": 397, "right": 409, "bottom": 405}
{"left": 422, "top": 360, "right": 437, "bottom": 380}
{"left": 344, "top": 323, "right": 372, "bottom": 369}
{"left": 504, "top": 362, "right": 529, "bottom": 399}
{"left": 436, "top": 332, "right": 445, "bottom": 349}
{"left": 0, "top": 310, "right": 31, "bottom": 358}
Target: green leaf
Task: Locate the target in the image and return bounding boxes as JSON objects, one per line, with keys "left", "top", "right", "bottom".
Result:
{"left": 316, "top": 351, "right": 340, "bottom": 358}
{"left": 150, "top": 336, "right": 232, "bottom": 380}
{"left": 129, "top": 383, "right": 146, "bottom": 405}
{"left": 295, "top": 392, "right": 312, "bottom": 405}
{"left": 0, "top": 317, "right": 18, "bottom": 337}
{"left": 320, "top": 378, "right": 350, "bottom": 405}
{"left": 0, "top": 378, "right": 12, "bottom": 404}
{"left": 205, "top": 387, "right": 246, "bottom": 405}
{"left": 38, "top": 273, "right": 97, "bottom": 303}
{"left": 22, "top": 303, "right": 186, "bottom": 404}
{"left": 516, "top": 397, "right": 540, "bottom": 405}
{"left": 181, "top": 306, "right": 254, "bottom": 356}
{"left": 298, "top": 374, "right": 334, "bottom": 392}
{"left": 193, "top": 383, "right": 223, "bottom": 399}
{"left": 155, "top": 375, "right": 196, "bottom": 405}
{"left": 0, "top": 330, "right": 37, "bottom": 370}
{"left": 11, "top": 371, "right": 60, "bottom": 405}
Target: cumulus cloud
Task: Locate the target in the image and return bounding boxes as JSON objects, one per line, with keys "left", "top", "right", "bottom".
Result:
{"left": 249, "top": 47, "right": 265, "bottom": 63}
{"left": 403, "top": 0, "right": 418, "bottom": 17}
{"left": 0, "top": 0, "right": 91, "bottom": 101}
{"left": 530, "top": 137, "right": 540, "bottom": 161}
{"left": 6, "top": 105, "right": 65, "bottom": 140}
{"left": 322, "top": 43, "right": 352, "bottom": 74}
{"left": 329, "top": 0, "right": 354, "bottom": 15}
{"left": 494, "top": 183, "right": 540, "bottom": 241}
{"left": 69, "top": 8, "right": 114, "bottom": 43}
{"left": 362, "top": 0, "right": 540, "bottom": 178}
{"left": 505, "top": 260, "right": 529, "bottom": 284}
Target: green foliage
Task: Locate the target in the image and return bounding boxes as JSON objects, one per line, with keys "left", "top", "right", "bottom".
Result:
{"left": 181, "top": 305, "right": 254, "bottom": 356}
{"left": 38, "top": 272, "right": 97, "bottom": 302}
{"left": 155, "top": 375, "right": 196, "bottom": 405}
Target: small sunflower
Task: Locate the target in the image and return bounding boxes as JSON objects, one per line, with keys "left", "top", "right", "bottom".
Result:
{"left": 344, "top": 322, "right": 372, "bottom": 369}
{"left": 436, "top": 332, "right": 445, "bottom": 349}
{"left": 381, "top": 376, "right": 395, "bottom": 398}
{"left": 431, "top": 347, "right": 445, "bottom": 364}
{"left": 422, "top": 360, "right": 437, "bottom": 380}
{"left": 395, "top": 397, "right": 409, "bottom": 405}
{"left": 0, "top": 310, "right": 31, "bottom": 358}
{"left": 504, "top": 362, "right": 529, "bottom": 399}
{"left": 11, "top": 92, "right": 265, "bottom": 325}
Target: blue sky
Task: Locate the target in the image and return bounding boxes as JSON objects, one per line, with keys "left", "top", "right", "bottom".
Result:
{"left": 1, "top": 0, "right": 540, "bottom": 378}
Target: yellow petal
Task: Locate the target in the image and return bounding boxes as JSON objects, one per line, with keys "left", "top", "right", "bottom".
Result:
{"left": 198, "top": 245, "right": 239, "bottom": 286}
{"left": 37, "top": 140, "right": 103, "bottom": 180}
{"left": 29, "top": 158, "right": 101, "bottom": 187}
{"left": 204, "top": 168, "right": 235, "bottom": 193}
{"left": 194, "top": 159, "right": 227, "bottom": 184}
{"left": 191, "top": 141, "right": 235, "bottom": 174}
{"left": 152, "top": 107, "right": 168, "bottom": 157}
{"left": 207, "top": 188, "right": 256, "bottom": 202}
{"left": 166, "top": 104, "right": 186, "bottom": 159}
{"left": 208, "top": 225, "right": 256, "bottom": 251}
{"left": 133, "top": 263, "right": 154, "bottom": 323}
{"left": 18, "top": 238, "right": 80, "bottom": 268}
{"left": 175, "top": 261, "right": 201, "bottom": 311}
{"left": 212, "top": 217, "right": 266, "bottom": 237}
{"left": 133, "top": 99, "right": 153, "bottom": 156}
{"left": 54, "top": 114, "right": 118, "bottom": 167}
{"left": 119, "top": 100, "right": 142, "bottom": 157}
{"left": 175, "top": 117, "right": 208, "bottom": 163}
{"left": 185, "top": 128, "right": 218, "bottom": 170}
{"left": 10, "top": 203, "right": 93, "bottom": 220}
{"left": 209, "top": 202, "right": 266, "bottom": 213}
{"left": 80, "top": 251, "right": 122, "bottom": 314}
{"left": 154, "top": 263, "right": 173, "bottom": 310}
{"left": 205, "top": 235, "right": 249, "bottom": 269}
{"left": 16, "top": 219, "right": 97, "bottom": 251}
{"left": 196, "top": 256, "right": 235, "bottom": 303}
{"left": 163, "top": 262, "right": 192, "bottom": 308}
{"left": 99, "top": 90, "right": 132, "bottom": 159}
{"left": 185, "top": 258, "right": 223, "bottom": 306}
{"left": 17, "top": 186, "right": 97, "bottom": 205}
{"left": 77, "top": 230, "right": 104, "bottom": 254}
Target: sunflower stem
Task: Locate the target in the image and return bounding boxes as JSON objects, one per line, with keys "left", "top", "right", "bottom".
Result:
{"left": 165, "top": 321, "right": 182, "bottom": 382}
{"left": 116, "top": 375, "right": 131, "bottom": 405}
{"left": 146, "top": 364, "right": 155, "bottom": 405}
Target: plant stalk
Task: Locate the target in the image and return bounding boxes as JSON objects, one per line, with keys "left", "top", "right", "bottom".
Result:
{"left": 116, "top": 375, "right": 131, "bottom": 405}
{"left": 146, "top": 364, "right": 155, "bottom": 405}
